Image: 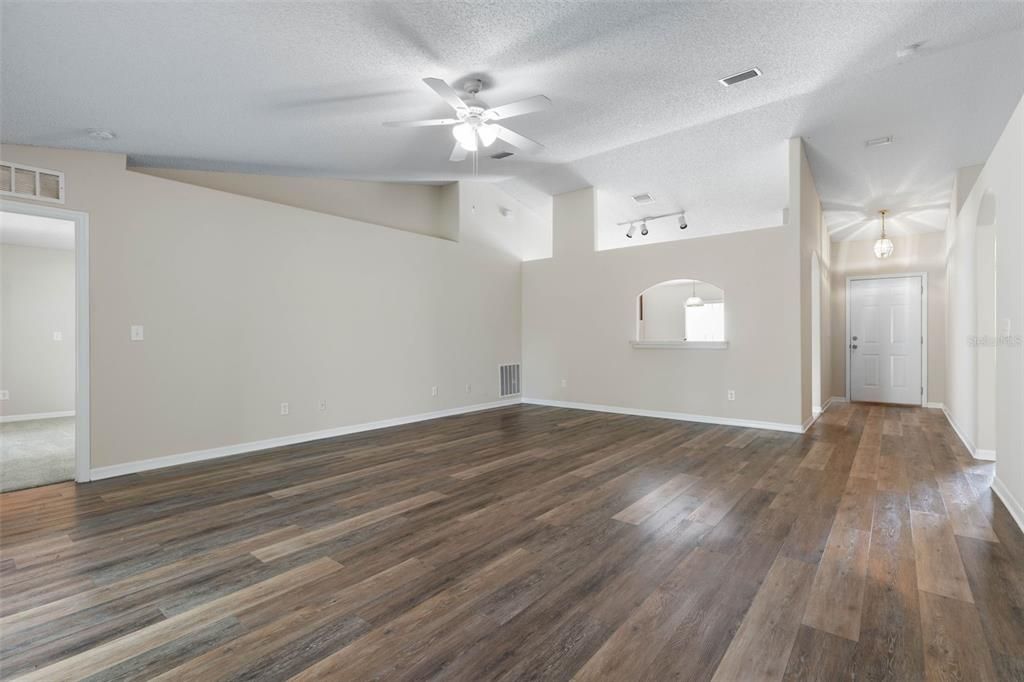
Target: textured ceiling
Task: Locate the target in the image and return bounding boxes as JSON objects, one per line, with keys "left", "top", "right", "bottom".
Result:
{"left": 0, "top": 211, "right": 75, "bottom": 250}
{"left": 2, "top": 1, "right": 1022, "bottom": 245}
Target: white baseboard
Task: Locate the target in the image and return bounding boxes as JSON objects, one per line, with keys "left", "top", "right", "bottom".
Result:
{"left": 0, "top": 410, "right": 75, "bottom": 424}
{"left": 829, "top": 396, "right": 849, "bottom": 403}
{"left": 992, "top": 476, "right": 1024, "bottom": 534}
{"left": 974, "top": 449, "right": 997, "bottom": 461}
{"left": 90, "top": 399, "right": 521, "bottom": 481}
{"left": 521, "top": 398, "right": 806, "bottom": 434}
{"left": 937, "top": 405, "right": 978, "bottom": 458}
{"left": 924, "top": 402, "right": 944, "bottom": 409}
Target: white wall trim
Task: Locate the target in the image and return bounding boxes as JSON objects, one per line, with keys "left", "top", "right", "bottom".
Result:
{"left": 0, "top": 199, "right": 90, "bottom": 482}
{"left": 941, "top": 405, "right": 981, "bottom": 459}
{"left": 845, "top": 272, "right": 928, "bottom": 405}
{"left": 0, "top": 410, "right": 75, "bottom": 423}
{"left": 829, "top": 396, "right": 849, "bottom": 403}
{"left": 974, "top": 449, "right": 997, "bottom": 461}
{"left": 629, "top": 340, "right": 729, "bottom": 350}
{"left": 924, "top": 402, "right": 944, "bottom": 409}
{"left": 89, "top": 399, "right": 521, "bottom": 481}
{"left": 992, "top": 476, "right": 1024, "bottom": 534}
{"left": 522, "top": 398, "right": 806, "bottom": 433}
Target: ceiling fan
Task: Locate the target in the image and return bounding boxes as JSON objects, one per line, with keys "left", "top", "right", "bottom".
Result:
{"left": 383, "top": 78, "right": 551, "bottom": 161}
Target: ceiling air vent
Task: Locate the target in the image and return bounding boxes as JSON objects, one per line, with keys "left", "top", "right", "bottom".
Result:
{"left": 632, "top": 192, "right": 655, "bottom": 205}
{"left": 499, "top": 363, "right": 521, "bottom": 397}
{"left": 719, "top": 68, "right": 762, "bottom": 87}
{"left": 490, "top": 151, "right": 514, "bottom": 160}
{"left": 0, "top": 161, "right": 65, "bottom": 204}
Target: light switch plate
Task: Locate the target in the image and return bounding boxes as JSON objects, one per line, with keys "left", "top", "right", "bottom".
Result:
{"left": 53, "top": 331, "right": 63, "bottom": 341}
{"left": 130, "top": 325, "right": 144, "bottom": 341}
{"left": 0, "top": 390, "right": 8, "bottom": 400}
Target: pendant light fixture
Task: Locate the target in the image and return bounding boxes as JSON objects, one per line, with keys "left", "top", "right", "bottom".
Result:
{"left": 873, "top": 209, "right": 894, "bottom": 259}
{"left": 685, "top": 280, "right": 704, "bottom": 307}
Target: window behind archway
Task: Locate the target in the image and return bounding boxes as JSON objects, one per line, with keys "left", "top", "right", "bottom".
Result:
{"left": 638, "top": 279, "right": 725, "bottom": 342}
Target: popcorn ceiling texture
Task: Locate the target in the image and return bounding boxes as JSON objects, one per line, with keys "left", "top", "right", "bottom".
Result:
{"left": 1, "top": 1, "right": 1022, "bottom": 244}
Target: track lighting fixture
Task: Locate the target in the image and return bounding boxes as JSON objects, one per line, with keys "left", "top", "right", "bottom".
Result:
{"left": 617, "top": 210, "right": 687, "bottom": 238}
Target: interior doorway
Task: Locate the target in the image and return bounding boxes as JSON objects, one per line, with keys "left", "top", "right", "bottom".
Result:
{"left": 0, "top": 201, "right": 90, "bottom": 490}
{"left": 847, "top": 274, "right": 926, "bottom": 405}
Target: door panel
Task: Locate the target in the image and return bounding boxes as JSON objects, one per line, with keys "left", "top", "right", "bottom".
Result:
{"left": 850, "top": 277, "right": 923, "bottom": 404}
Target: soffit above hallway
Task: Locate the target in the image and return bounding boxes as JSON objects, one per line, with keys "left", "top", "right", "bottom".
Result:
{"left": 1, "top": 1, "right": 1021, "bottom": 244}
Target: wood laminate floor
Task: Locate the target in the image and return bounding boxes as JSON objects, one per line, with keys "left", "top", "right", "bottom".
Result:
{"left": 1, "top": 403, "right": 1023, "bottom": 681}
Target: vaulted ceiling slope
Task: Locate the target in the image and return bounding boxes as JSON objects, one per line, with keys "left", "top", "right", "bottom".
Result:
{"left": 2, "top": 1, "right": 1022, "bottom": 244}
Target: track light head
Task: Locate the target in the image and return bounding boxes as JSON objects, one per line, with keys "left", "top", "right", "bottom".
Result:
{"left": 625, "top": 223, "right": 636, "bottom": 239}
{"left": 678, "top": 213, "right": 687, "bottom": 230}
{"left": 640, "top": 220, "right": 649, "bottom": 236}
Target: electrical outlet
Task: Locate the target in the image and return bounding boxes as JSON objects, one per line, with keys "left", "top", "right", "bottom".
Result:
{"left": 431, "top": 386, "right": 438, "bottom": 397}
{"left": 465, "top": 384, "right": 472, "bottom": 394}
{"left": 53, "top": 331, "right": 63, "bottom": 342}
{"left": 130, "top": 325, "right": 144, "bottom": 341}
{"left": 727, "top": 390, "right": 736, "bottom": 401}
{"left": 319, "top": 400, "right": 327, "bottom": 411}
{"left": 561, "top": 379, "right": 568, "bottom": 388}
{"left": 280, "top": 402, "right": 289, "bottom": 415}
{"left": 0, "top": 390, "right": 8, "bottom": 400}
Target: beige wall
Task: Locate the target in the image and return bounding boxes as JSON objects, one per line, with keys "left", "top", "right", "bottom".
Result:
{"left": 522, "top": 187, "right": 804, "bottom": 429}
{"left": 946, "top": 95, "right": 1024, "bottom": 515}
{"left": 0, "top": 144, "right": 528, "bottom": 469}
{"left": 0, "top": 244, "right": 76, "bottom": 417}
{"left": 792, "top": 139, "right": 830, "bottom": 420}
{"left": 829, "top": 232, "right": 946, "bottom": 405}
{"left": 133, "top": 167, "right": 457, "bottom": 240}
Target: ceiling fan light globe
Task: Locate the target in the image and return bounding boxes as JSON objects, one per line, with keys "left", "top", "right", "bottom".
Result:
{"left": 452, "top": 123, "right": 477, "bottom": 151}
{"left": 477, "top": 124, "right": 498, "bottom": 147}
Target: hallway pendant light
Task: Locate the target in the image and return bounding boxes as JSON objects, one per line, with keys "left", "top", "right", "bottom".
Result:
{"left": 685, "top": 280, "right": 704, "bottom": 307}
{"left": 873, "top": 209, "right": 894, "bottom": 259}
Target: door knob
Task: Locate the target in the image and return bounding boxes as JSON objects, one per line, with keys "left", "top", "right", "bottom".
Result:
{"left": 850, "top": 344, "right": 858, "bottom": 350}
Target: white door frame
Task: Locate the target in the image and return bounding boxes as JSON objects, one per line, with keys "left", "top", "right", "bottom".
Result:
{"left": 1, "top": 199, "right": 91, "bottom": 482}
{"left": 846, "top": 272, "right": 928, "bottom": 406}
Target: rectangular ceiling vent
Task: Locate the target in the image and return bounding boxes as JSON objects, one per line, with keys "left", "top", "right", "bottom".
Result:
{"left": 719, "top": 67, "right": 762, "bottom": 87}
{"left": 865, "top": 136, "right": 894, "bottom": 148}
{"left": 0, "top": 161, "right": 65, "bottom": 204}
{"left": 499, "top": 363, "right": 521, "bottom": 397}
{"left": 631, "top": 192, "right": 655, "bottom": 204}
{"left": 490, "top": 151, "right": 514, "bottom": 159}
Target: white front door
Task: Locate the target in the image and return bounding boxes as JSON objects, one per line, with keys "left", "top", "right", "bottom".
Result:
{"left": 849, "top": 276, "right": 923, "bottom": 405}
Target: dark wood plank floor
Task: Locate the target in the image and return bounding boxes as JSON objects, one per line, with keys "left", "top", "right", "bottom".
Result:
{"left": 2, "top": 402, "right": 1023, "bottom": 681}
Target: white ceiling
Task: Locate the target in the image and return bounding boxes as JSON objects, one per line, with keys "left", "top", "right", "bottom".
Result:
{"left": 2, "top": 1, "right": 1022, "bottom": 246}
{"left": 0, "top": 211, "right": 75, "bottom": 250}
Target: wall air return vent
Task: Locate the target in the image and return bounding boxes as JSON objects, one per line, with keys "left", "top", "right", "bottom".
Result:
{"left": 719, "top": 68, "right": 762, "bottom": 87}
{"left": 0, "top": 161, "right": 65, "bottom": 204}
{"left": 490, "top": 151, "right": 514, "bottom": 160}
{"left": 499, "top": 363, "right": 521, "bottom": 397}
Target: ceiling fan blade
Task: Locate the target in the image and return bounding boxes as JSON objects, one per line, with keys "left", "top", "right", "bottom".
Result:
{"left": 449, "top": 142, "right": 468, "bottom": 162}
{"left": 493, "top": 125, "right": 544, "bottom": 153}
{"left": 383, "top": 118, "right": 459, "bottom": 127}
{"left": 423, "top": 77, "right": 468, "bottom": 113}
{"left": 485, "top": 95, "right": 552, "bottom": 120}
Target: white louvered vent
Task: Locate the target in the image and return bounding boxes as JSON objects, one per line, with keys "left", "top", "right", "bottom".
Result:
{"left": 499, "top": 363, "right": 521, "bottom": 397}
{"left": 0, "top": 161, "right": 65, "bottom": 204}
